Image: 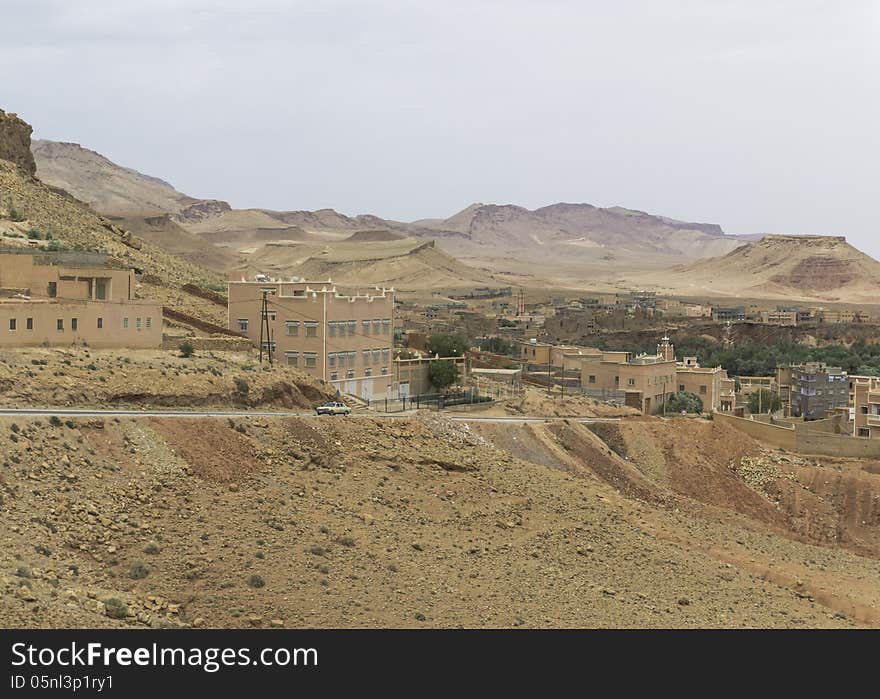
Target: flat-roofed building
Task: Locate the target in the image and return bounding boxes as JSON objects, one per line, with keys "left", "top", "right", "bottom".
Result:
{"left": 853, "top": 378, "right": 880, "bottom": 438}
{"left": 0, "top": 250, "right": 161, "bottom": 348}
{"left": 228, "top": 279, "right": 394, "bottom": 401}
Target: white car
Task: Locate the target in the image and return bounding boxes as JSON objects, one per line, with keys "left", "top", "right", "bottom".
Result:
{"left": 315, "top": 401, "right": 352, "bottom": 416}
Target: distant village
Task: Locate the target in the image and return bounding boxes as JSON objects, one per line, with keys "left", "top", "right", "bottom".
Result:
{"left": 3, "top": 250, "right": 880, "bottom": 448}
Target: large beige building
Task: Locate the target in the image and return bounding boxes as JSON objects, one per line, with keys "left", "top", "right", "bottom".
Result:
{"left": 228, "top": 279, "right": 395, "bottom": 400}
{"left": 0, "top": 250, "right": 162, "bottom": 348}
{"left": 579, "top": 338, "right": 677, "bottom": 414}
{"left": 852, "top": 378, "right": 880, "bottom": 438}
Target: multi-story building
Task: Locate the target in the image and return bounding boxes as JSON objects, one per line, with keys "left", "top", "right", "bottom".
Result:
{"left": 675, "top": 358, "right": 730, "bottom": 412}
{"left": 711, "top": 306, "right": 746, "bottom": 322}
{"left": 580, "top": 338, "right": 676, "bottom": 414}
{"left": 228, "top": 279, "right": 394, "bottom": 401}
{"left": 790, "top": 362, "right": 848, "bottom": 420}
{"left": 0, "top": 249, "right": 162, "bottom": 348}
{"left": 852, "top": 377, "right": 880, "bottom": 438}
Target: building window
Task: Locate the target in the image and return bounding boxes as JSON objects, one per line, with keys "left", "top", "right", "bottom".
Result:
{"left": 261, "top": 310, "right": 277, "bottom": 321}
{"left": 97, "top": 317, "right": 103, "bottom": 329}
{"left": 238, "top": 318, "right": 249, "bottom": 332}
{"left": 48, "top": 282, "right": 57, "bottom": 298}
{"left": 285, "top": 352, "right": 299, "bottom": 367}
{"left": 57, "top": 319, "right": 64, "bottom": 331}
{"left": 347, "top": 351, "right": 356, "bottom": 366}
{"left": 305, "top": 321, "right": 318, "bottom": 337}
{"left": 858, "top": 428, "right": 870, "bottom": 438}
{"left": 372, "top": 319, "right": 381, "bottom": 333}
{"left": 372, "top": 349, "right": 381, "bottom": 363}
{"left": 678, "top": 384, "right": 685, "bottom": 392}
{"left": 588, "top": 375, "right": 596, "bottom": 384}
{"left": 123, "top": 317, "right": 129, "bottom": 329}
{"left": 362, "top": 349, "right": 370, "bottom": 365}
{"left": 346, "top": 369, "right": 355, "bottom": 379}
{"left": 861, "top": 406, "right": 869, "bottom": 414}
{"left": 26, "top": 318, "right": 33, "bottom": 330}
{"left": 362, "top": 320, "right": 371, "bottom": 334}
{"left": 8, "top": 318, "right": 15, "bottom": 331}
{"left": 328, "top": 322, "right": 337, "bottom": 337}
{"left": 365, "top": 368, "right": 372, "bottom": 377}
{"left": 71, "top": 318, "right": 78, "bottom": 331}
{"left": 95, "top": 279, "right": 107, "bottom": 300}
{"left": 261, "top": 341, "right": 276, "bottom": 353}
{"left": 330, "top": 372, "right": 339, "bottom": 381}
{"left": 627, "top": 378, "right": 635, "bottom": 386}
{"left": 382, "top": 348, "right": 390, "bottom": 363}
{"left": 304, "top": 353, "right": 317, "bottom": 368}
{"left": 286, "top": 321, "right": 299, "bottom": 336}
{"left": 381, "top": 367, "right": 388, "bottom": 376}
{"left": 347, "top": 320, "right": 356, "bottom": 336}
{"left": 699, "top": 385, "right": 707, "bottom": 395}
{"left": 382, "top": 319, "right": 391, "bottom": 334}
{"left": 136, "top": 317, "right": 142, "bottom": 330}
{"left": 328, "top": 353, "right": 337, "bottom": 368}
{"left": 146, "top": 317, "right": 152, "bottom": 329}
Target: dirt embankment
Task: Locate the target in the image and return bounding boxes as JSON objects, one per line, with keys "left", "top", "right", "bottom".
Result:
{"left": 2, "top": 413, "right": 866, "bottom": 629}
{"left": 0, "top": 347, "right": 332, "bottom": 409}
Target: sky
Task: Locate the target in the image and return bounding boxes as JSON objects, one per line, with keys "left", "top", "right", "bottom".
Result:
{"left": 2, "top": 1, "right": 879, "bottom": 254}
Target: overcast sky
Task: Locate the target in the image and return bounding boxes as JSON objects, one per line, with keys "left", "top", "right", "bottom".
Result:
{"left": 2, "top": 1, "right": 879, "bottom": 253}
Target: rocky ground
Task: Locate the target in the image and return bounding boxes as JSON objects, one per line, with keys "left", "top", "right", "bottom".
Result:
{"left": 0, "top": 346, "right": 331, "bottom": 409}
{"left": 1, "top": 408, "right": 876, "bottom": 629}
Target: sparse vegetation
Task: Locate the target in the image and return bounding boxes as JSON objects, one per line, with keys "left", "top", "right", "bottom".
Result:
{"left": 247, "top": 574, "right": 265, "bottom": 588}
{"left": 128, "top": 560, "right": 151, "bottom": 580}
{"left": 178, "top": 341, "right": 195, "bottom": 358}
{"left": 103, "top": 598, "right": 129, "bottom": 619}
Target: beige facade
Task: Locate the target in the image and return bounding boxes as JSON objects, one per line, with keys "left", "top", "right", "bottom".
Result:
{"left": 676, "top": 365, "right": 729, "bottom": 412}
{"left": 0, "top": 251, "right": 161, "bottom": 348}
{"left": 580, "top": 354, "right": 676, "bottom": 414}
{"left": 852, "top": 378, "right": 880, "bottom": 438}
{"left": 228, "top": 280, "right": 394, "bottom": 401}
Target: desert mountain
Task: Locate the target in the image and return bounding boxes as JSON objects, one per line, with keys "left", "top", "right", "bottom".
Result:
{"left": 640, "top": 235, "right": 880, "bottom": 302}
{"left": 234, "top": 238, "right": 491, "bottom": 291}
{"left": 32, "top": 139, "right": 746, "bottom": 277}
{"left": 0, "top": 109, "right": 36, "bottom": 176}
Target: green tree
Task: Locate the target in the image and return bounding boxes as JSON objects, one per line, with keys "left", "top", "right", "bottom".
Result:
{"left": 426, "top": 333, "right": 468, "bottom": 358}
{"left": 179, "top": 341, "right": 195, "bottom": 358}
{"left": 663, "top": 391, "right": 703, "bottom": 414}
{"left": 478, "top": 336, "right": 517, "bottom": 356}
{"left": 428, "top": 360, "right": 459, "bottom": 392}
{"left": 747, "top": 389, "right": 782, "bottom": 414}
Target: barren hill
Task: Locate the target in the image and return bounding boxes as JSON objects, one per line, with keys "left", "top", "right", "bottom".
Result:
{"left": 641, "top": 235, "right": 880, "bottom": 302}
{"left": 407, "top": 202, "right": 746, "bottom": 267}
{"left": 31, "top": 139, "right": 196, "bottom": 216}
{"left": 236, "top": 238, "right": 492, "bottom": 290}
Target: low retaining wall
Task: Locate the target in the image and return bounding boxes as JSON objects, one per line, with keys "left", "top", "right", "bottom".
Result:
{"left": 714, "top": 410, "right": 880, "bottom": 457}
{"left": 162, "top": 336, "right": 254, "bottom": 352}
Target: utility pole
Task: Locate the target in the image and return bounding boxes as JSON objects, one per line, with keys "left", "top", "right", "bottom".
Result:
{"left": 259, "top": 289, "right": 273, "bottom": 366}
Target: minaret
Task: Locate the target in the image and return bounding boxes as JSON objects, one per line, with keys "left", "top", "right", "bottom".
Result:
{"left": 657, "top": 335, "right": 674, "bottom": 362}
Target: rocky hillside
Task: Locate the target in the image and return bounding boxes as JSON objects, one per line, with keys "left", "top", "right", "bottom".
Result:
{"left": 642, "top": 235, "right": 880, "bottom": 302}
{"left": 31, "top": 139, "right": 195, "bottom": 215}
{"left": 0, "top": 109, "right": 36, "bottom": 176}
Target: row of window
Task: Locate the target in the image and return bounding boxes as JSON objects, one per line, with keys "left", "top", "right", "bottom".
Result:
{"left": 239, "top": 318, "right": 391, "bottom": 337}
{"left": 8, "top": 317, "right": 152, "bottom": 332}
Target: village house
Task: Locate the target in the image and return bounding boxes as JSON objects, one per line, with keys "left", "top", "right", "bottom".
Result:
{"left": 852, "top": 377, "right": 880, "bottom": 438}
{"left": 0, "top": 249, "right": 162, "bottom": 348}
{"left": 228, "top": 279, "right": 394, "bottom": 401}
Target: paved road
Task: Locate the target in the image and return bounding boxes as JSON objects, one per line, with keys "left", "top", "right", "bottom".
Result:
{"left": 0, "top": 407, "right": 619, "bottom": 423}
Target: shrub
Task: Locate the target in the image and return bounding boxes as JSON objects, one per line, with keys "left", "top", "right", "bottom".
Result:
{"left": 178, "top": 341, "right": 194, "bottom": 358}
{"left": 233, "top": 377, "right": 249, "bottom": 395}
{"left": 26, "top": 228, "right": 42, "bottom": 240}
{"left": 104, "top": 598, "right": 129, "bottom": 619}
{"left": 662, "top": 391, "right": 704, "bottom": 415}
{"left": 49, "top": 415, "right": 63, "bottom": 427}
{"left": 247, "top": 574, "right": 265, "bottom": 589}
{"left": 336, "top": 536, "right": 356, "bottom": 548}
{"left": 8, "top": 206, "right": 25, "bottom": 222}
{"left": 144, "top": 542, "right": 160, "bottom": 555}
{"left": 128, "top": 560, "right": 150, "bottom": 580}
